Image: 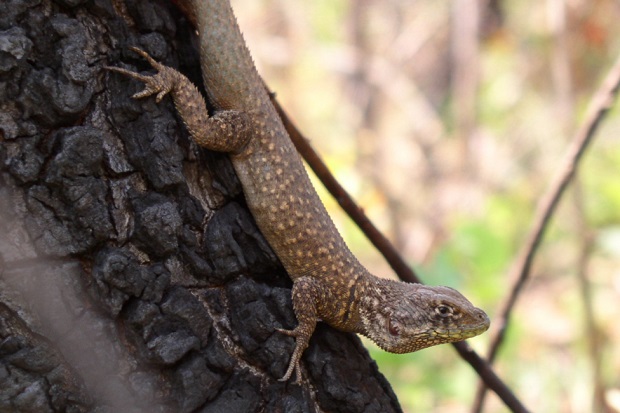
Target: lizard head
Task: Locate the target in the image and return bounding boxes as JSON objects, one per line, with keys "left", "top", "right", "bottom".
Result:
{"left": 359, "top": 281, "right": 490, "bottom": 354}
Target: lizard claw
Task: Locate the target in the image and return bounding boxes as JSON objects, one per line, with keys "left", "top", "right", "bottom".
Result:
{"left": 278, "top": 360, "right": 302, "bottom": 384}
{"left": 105, "top": 47, "right": 180, "bottom": 103}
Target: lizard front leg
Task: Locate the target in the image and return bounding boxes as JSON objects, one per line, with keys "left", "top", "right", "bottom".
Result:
{"left": 276, "top": 276, "right": 320, "bottom": 383}
{"left": 106, "top": 47, "right": 253, "bottom": 153}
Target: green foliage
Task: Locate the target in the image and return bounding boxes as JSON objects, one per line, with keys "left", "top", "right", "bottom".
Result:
{"left": 420, "top": 195, "right": 527, "bottom": 305}
{"left": 582, "top": 143, "right": 620, "bottom": 227}
{"left": 310, "top": 0, "right": 347, "bottom": 43}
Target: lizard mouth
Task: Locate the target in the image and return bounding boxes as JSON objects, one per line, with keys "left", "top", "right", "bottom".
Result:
{"left": 374, "top": 323, "right": 490, "bottom": 354}
{"left": 432, "top": 312, "right": 491, "bottom": 341}
{"left": 433, "top": 324, "right": 489, "bottom": 341}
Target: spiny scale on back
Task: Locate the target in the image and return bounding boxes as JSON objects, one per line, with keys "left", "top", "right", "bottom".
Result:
{"left": 107, "top": 0, "right": 490, "bottom": 383}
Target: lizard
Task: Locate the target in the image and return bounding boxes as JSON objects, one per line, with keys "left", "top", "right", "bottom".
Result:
{"left": 106, "top": 0, "right": 490, "bottom": 383}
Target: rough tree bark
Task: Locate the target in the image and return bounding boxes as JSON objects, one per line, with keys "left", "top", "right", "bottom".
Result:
{"left": 0, "top": 0, "right": 402, "bottom": 412}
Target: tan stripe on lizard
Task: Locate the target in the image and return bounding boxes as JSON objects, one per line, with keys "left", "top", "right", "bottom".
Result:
{"left": 106, "top": 0, "right": 490, "bottom": 383}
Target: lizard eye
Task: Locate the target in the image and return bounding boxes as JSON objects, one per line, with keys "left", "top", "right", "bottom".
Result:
{"left": 435, "top": 305, "right": 453, "bottom": 317}
{"left": 388, "top": 319, "right": 401, "bottom": 336}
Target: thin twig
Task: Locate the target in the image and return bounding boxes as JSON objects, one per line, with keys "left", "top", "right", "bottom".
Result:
{"left": 268, "top": 90, "right": 530, "bottom": 413}
{"left": 453, "top": 341, "right": 528, "bottom": 413}
{"left": 573, "top": 181, "right": 610, "bottom": 413}
{"left": 472, "top": 53, "right": 620, "bottom": 413}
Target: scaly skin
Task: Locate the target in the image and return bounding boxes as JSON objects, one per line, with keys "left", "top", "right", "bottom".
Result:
{"left": 106, "top": 0, "right": 490, "bottom": 383}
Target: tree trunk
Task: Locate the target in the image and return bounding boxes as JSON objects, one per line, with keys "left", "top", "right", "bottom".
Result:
{"left": 0, "top": 0, "right": 401, "bottom": 412}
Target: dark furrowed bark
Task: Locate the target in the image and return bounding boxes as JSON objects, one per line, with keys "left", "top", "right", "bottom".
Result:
{"left": 0, "top": 1, "right": 401, "bottom": 412}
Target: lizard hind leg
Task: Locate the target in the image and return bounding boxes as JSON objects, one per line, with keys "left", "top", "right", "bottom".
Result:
{"left": 276, "top": 276, "right": 320, "bottom": 383}
{"left": 106, "top": 47, "right": 253, "bottom": 154}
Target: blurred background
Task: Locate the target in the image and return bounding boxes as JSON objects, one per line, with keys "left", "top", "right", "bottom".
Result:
{"left": 232, "top": 0, "right": 620, "bottom": 411}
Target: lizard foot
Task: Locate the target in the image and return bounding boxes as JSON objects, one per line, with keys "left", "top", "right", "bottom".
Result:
{"left": 275, "top": 327, "right": 308, "bottom": 384}
{"left": 106, "top": 47, "right": 253, "bottom": 153}
{"left": 105, "top": 47, "right": 181, "bottom": 102}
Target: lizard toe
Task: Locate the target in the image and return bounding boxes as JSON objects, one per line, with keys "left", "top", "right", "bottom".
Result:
{"left": 275, "top": 327, "right": 298, "bottom": 337}
{"left": 278, "top": 357, "right": 301, "bottom": 383}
